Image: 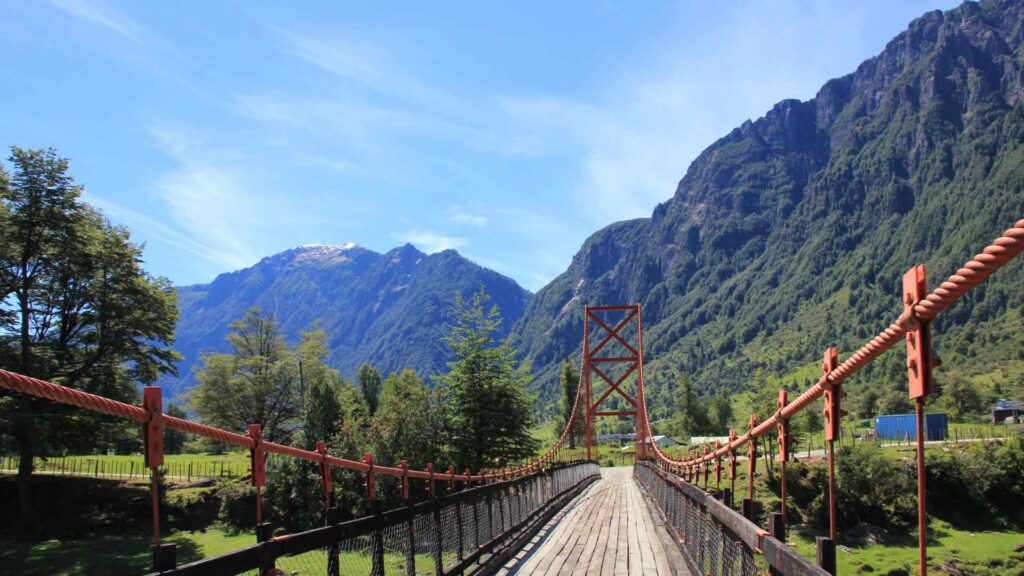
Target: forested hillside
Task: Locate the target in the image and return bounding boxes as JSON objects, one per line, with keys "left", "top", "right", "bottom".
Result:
{"left": 511, "top": 0, "right": 1024, "bottom": 418}
{"left": 168, "top": 243, "right": 531, "bottom": 397}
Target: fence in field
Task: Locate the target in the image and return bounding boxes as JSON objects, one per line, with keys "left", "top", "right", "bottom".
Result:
{"left": 0, "top": 455, "right": 248, "bottom": 481}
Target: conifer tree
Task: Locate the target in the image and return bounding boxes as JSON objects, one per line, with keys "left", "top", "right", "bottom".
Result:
{"left": 442, "top": 288, "right": 538, "bottom": 471}
{"left": 559, "top": 360, "right": 580, "bottom": 448}
{"left": 356, "top": 363, "right": 382, "bottom": 416}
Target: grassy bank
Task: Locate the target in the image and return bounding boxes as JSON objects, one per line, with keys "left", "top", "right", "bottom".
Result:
{"left": 790, "top": 520, "right": 1024, "bottom": 576}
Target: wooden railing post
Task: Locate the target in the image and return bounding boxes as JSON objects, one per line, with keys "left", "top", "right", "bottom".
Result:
{"left": 904, "top": 264, "right": 938, "bottom": 576}
{"left": 400, "top": 460, "right": 415, "bottom": 576}
{"left": 326, "top": 506, "right": 342, "bottom": 576}
{"left": 817, "top": 536, "right": 836, "bottom": 576}
{"left": 428, "top": 463, "right": 443, "bottom": 576}
{"left": 364, "top": 453, "right": 384, "bottom": 576}
{"left": 143, "top": 387, "right": 176, "bottom": 573}
{"left": 822, "top": 348, "right": 843, "bottom": 545}
{"left": 742, "top": 414, "right": 758, "bottom": 521}
{"left": 777, "top": 389, "right": 791, "bottom": 532}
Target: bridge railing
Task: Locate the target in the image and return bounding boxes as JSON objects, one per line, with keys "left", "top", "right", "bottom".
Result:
{"left": 635, "top": 460, "right": 827, "bottom": 576}
{"left": 147, "top": 460, "right": 599, "bottom": 576}
{"left": 0, "top": 318, "right": 592, "bottom": 574}
{"left": 635, "top": 218, "right": 1024, "bottom": 576}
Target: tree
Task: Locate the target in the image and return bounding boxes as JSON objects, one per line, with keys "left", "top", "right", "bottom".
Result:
{"left": 850, "top": 389, "right": 880, "bottom": 419}
{"left": 164, "top": 403, "right": 189, "bottom": 454}
{"left": 356, "top": 363, "right": 382, "bottom": 416}
{"left": 0, "top": 147, "right": 179, "bottom": 536}
{"left": 265, "top": 332, "right": 349, "bottom": 532}
{"left": 673, "top": 370, "right": 710, "bottom": 437}
{"left": 708, "top": 394, "right": 733, "bottom": 433}
{"left": 441, "top": 288, "right": 539, "bottom": 470}
{"left": 371, "top": 369, "right": 446, "bottom": 476}
{"left": 559, "top": 360, "right": 581, "bottom": 448}
{"left": 939, "top": 373, "right": 984, "bottom": 421}
{"left": 296, "top": 328, "right": 343, "bottom": 448}
{"left": 877, "top": 387, "right": 914, "bottom": 415}
{"left": 190, "top": 308, "right": 301, "bottom": 443}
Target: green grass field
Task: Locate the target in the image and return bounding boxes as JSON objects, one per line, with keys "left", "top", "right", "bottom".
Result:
{"left": 791, "top": 520, "right": 1024, "bottom": 575}
{"left": 0, "top": 526, "right": 449, "bottom": 576}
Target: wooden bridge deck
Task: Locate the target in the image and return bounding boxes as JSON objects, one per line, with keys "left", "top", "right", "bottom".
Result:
{"left": 499, "top": 467, "right": 688, "bottom": 576}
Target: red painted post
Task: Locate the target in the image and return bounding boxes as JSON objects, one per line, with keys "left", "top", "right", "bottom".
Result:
{"left": 363, "top": 453, "right": 376, "bottom": 500}
{"left": 143, "top": 387, "right": 164, "bottom": 545}
{"left": 728, "top": 429, "right": 737, "bottom": 508}
{"left": 822, "top": 347, "right": 842, "bottom": 543}
{"left": 702, "top": 445, "right": 710, "bottom": 489}
{"left": 714, "top": 441, "right": 723, "bottom": 493}
{"left": 777, "top": 389, "right": 790, "bottom": 527}
{"left": 583, "top": 306, "right": 593, "bottom": 461}
{"left": 903, "top": 264, "right": 938, "bottom": 576}
{"left": 143, "top": 387, "right": 175, "bottom": 571}
{"left": 400, "top": 460, "right": 410, "bottom": 501}
{"left": 248, "top": 424, "right": 266, "bottom": 526}
{"left": 426, "top": 463, "right": 436, "bottom": 499}
{"left": 744, "top": 414, "right": 758, "bottom": 520}
{"left": 316, "top": 440, "right": 333, "bottom": 511}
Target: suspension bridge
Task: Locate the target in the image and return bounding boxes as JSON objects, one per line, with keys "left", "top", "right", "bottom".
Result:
{"left": 0, "top": 218, "right": 1022, "bottom": 576}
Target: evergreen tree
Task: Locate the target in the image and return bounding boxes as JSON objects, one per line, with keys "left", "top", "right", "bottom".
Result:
{"left": 708, "top": 394, "right": 733, "bottom": 433}
{"left": 266, "top": 328, "right": 355, "bottom": 531}
{"left": 191, "top": 308, "right": 301, "bottom": 442}
{"left": 164, "top": 403, "right": 189, "bottom": 454}
{"left": 442, "top": 288, "right": 539, "bottom": 470}
{"left": 673, "top": 370, "right": 710, "bottom": 437}
{"left": 0, "top": 147, "right": 179, "bottom": 536}
{"left": 559, "top": 360, "right": 580, "bottom": 448}
{"left": 296, "top": 327, "right": 343, "bottom": 448}
{"left": 356, "top": 363, "right": 382, "bottom": 416}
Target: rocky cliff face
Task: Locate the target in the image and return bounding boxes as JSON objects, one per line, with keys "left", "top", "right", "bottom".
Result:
{"left": 512, "top": 0, "right": 1024, "bottom": 413}
{"left": 167, "top": 243, "right": 531, "bottom": 397}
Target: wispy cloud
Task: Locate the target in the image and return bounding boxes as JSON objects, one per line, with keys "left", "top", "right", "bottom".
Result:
{"left": 49, "top": 0, "right": 149, "bottom": 45}
{"left": 448, "top": 211, "right": 488, "bottom": 227}
{"left": 144, "top": 125, "right": 284, "bottom": 270}
{"left": 397, "top": 231, "right": 467, "bottom": 254}
{"left": 84, "top": 193, "right": 226, "bottom": 269}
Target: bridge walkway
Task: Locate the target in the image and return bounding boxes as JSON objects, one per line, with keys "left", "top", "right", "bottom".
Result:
{"left": 499, "top": 467, "right": 689, "bottom": 576}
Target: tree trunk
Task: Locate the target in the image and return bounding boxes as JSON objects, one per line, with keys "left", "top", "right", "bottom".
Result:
{"left": 17, "top": 271, "right": 38, "bottom": 539}
{"left": 14, "top": 409, "right": 38, "bottom": 539}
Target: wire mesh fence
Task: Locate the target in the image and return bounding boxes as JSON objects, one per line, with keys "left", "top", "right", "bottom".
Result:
{"left": 634, "top": 461, "right": 827, "bottom": 576}
{"left": 148, "top": 461, "right": 599, "bottom": 576}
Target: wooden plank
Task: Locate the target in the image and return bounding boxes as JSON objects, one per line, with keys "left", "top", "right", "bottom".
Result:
{"left": 551, "top": 477, "right": 611, "bottom": 576}
{"left": 598, "top": 478, "right": 620, "bottom": 576}
{"left": 505, "top": 467, "right": 687, "bottom": 576}
{"left": 615, "top": 479, "right": 629, "bottom": 575}
{"left": 520, "top": 470, "right": 607, "bottom": 575}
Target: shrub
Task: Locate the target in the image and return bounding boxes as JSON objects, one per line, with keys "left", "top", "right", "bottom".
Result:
{"left": 836, "top": 444, "right": 917, "bottom": 530}
{"left": 217, "top": 481, "right": 257, "bottom": 531}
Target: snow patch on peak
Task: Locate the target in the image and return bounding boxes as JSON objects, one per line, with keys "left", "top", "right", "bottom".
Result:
{"left": 298, "top": 242, "right": 359, "bottom": 251}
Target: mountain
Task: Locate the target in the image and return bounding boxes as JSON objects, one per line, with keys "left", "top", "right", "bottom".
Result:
{"left": 166, "top": 243, "right": 531, "bottom": 397}
{"left": 511, "top": 0, "right": 1024, "bottom": 417}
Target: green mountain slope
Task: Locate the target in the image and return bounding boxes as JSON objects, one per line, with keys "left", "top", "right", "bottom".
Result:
{"left": 511, "top": 0, "right": 1024, "bottom": 417}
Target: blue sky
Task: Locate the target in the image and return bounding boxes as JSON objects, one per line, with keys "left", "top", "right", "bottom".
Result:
{"left": 1, "top": 0, "right": 959, "bottom": 291}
